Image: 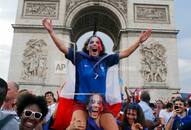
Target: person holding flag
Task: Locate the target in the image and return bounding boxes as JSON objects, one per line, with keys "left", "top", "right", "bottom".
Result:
{"left": 42, "top": 17, "right": 152, "bottom": 130}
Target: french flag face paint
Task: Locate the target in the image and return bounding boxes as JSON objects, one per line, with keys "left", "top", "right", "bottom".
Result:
{"left": 88, "top": 36, "right": 103, "bottom": 52}
{"left": 96, "top": 37, "right": 103, "bottom": 52}
{"left": 87, "top": 94, "right": 103, "bottom": 119}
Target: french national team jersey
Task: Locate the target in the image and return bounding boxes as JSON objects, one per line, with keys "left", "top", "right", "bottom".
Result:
{"left": 65, "top": 48, "right": 119, "bottom": 103}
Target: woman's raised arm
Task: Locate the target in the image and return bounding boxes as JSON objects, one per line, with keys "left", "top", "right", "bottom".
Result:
{"left": 42, "top": 17, "right": 69, "bottom": 54}
{"left": 119, "top": 29, "right": 152, "bottom": 59}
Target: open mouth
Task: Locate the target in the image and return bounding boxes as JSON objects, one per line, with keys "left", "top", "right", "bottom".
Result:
{"left": 91, "top": 110, "right": 99, "bottom": 118}
{"left": 92, "top": 110, "right": 98, "bottom": 113}
{"left": 92, "top": 48, "right": 98, "bottom": 52}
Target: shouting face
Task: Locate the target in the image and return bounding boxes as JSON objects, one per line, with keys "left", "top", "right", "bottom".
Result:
{"left": 87, "top": 36, "right": 103, "bottom": 57}
{"left": 87, "top": 94, "right": 103, "bottom": 119}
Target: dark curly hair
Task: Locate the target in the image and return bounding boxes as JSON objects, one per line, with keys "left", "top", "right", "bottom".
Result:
{"left": 82, "top": 36, "right": 106, "bottom": 56}
{"left": 16, "top": 93, "right": 48, "bottom": 120}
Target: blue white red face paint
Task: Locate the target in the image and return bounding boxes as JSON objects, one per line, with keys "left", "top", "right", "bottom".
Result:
{"left": 88, "top": 36, "right": 103, "bottom": 54}
{"left": 87, "top": 94, "right": 103, "bottom": 119}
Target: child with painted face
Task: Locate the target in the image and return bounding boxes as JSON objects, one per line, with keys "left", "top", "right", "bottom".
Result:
{"left": 42, "top": 17, "right": 152, "bottom": 130}
{"left": 120, "top": 103, "right": 147, "bottom": 130}
{"left": 86, "top": 94, "right": 104, "bottom": 130}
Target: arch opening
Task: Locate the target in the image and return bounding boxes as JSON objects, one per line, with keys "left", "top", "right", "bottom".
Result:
{"left": 70, "top": 6, "right": 121, "bottom": 50}
{"left": 76, "top": 31, "right": 114, "bottom": 53}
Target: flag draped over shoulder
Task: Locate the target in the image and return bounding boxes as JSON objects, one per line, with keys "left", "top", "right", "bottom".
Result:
{"left": 51, "top": 63, "right": 122, "bottom": 129}
{"left": 105, "top": 65, "right": 122, "bottom": 116}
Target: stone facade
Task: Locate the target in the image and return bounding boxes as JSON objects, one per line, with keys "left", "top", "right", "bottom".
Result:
{"left": 8, "top": 0, "right": 179, "bottom": 100}
{"left": 20, "top": 39, "right": 48, "bottom": 83}
{"left": 134, "top": 4, "right": 170, "bottom": 24}
{"left": 140, "top": 41, "right": 167, "bottom": 84}
{"left": 22, "top": 0, "right": 59, "bottom": 19}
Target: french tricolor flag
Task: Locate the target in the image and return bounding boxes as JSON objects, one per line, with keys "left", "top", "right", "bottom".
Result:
{"left": 51, "top": 63, "right": 122, "bottom": 129}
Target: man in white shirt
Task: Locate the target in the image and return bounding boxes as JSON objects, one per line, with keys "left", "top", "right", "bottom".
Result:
{"left": 44, "top": 91, "right": 57, "bottom": 122}
{"left": 159, "top": 102, "right": 173, "bottom": 127}
{"left": 139, "top": 91, "right": 155, "bottom": 121}
{"left": 138, "top": 91, "right": 160, "bottom": 130}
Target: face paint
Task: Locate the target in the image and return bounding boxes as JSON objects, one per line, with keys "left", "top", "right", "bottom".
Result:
{"left": 88, "top": 94, "right": 103, "bottom": 119}
{"left": 97, "top": 37, "right": 103, "bottom": 52}
{"left": 88, "top": 36, "right": 103, "bottom": 52}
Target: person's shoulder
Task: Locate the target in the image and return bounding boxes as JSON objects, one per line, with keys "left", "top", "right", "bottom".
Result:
{"left": 159, "top": 109, "right": 166, "bottom": 113}
{"left": 0, "top": 110, "right": 7, "bottom": 119}
{"left": 78, "top": 51, "right": 89, "bottom": 57}
{"left": 183, "top": 114, "right": 191, "bottom": 120}
{"left": 3, "top": 111, "right": 19, "bottom": 122}
{"left": 180, "top": 117, "right": 191, "bottom": 130}
{"left": 103, "top": 53, "right": 119, "bottom": 64}
{"left": 139, "top": 101, "right": 147, "bottom": 106}
{"left": 0, "top": 111, "right": 19, "bottom": 130}
{"left": 7, "top": 114, "right": 19, "bottom": 123}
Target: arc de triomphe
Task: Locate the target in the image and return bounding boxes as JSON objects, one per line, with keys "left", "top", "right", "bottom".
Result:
{"left": 8, "top": 0, "right": 180, "bottom": 100}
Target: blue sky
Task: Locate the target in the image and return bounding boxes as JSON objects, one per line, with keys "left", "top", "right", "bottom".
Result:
{"left": 174, "top": 0, "right": 191, "bottom": 91}
{"left": 0, "top": 0, "right": 190, "bottom": 92}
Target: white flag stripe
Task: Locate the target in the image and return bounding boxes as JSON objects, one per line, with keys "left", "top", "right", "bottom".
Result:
{"left": 106, "top": 65, "right": 122, "bottom": 105}
{"left": 60, "top": 61, "right": 122, "bottom": 104}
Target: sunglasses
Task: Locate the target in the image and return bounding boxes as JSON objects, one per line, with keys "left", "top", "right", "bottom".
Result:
{"left": 23, "top": 110, "right": 42, "bottom": 120}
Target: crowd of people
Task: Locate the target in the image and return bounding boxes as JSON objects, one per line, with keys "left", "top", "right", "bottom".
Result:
{"left": 1, "top": 18, "right": 191, "bottom": 130}
{"left": 1, "top": 78, "right": 191, "bottom": 130}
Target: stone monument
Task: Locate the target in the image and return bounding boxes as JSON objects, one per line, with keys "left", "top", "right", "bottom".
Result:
{"left": 8, "top": 0, "right": 180, "bottom": 100}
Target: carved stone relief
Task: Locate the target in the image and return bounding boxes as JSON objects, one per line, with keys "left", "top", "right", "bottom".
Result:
{"left": 65, "top": 0, "right": 82, "bottom": 13}
{"left": 134, "top": 4, "right": 170, "bottom": 23}
{"left": 140, "top": 42, "right": 167, "bottom": 83}
{"left": 66, "top": 0, "right": 127, "bottom": 16}
{"left": 22, "top": 0, "right": 59, "bottom": 19}
{"left": 102, "top": 0, "right": 127, "bottom": 14}
{"left": 21, "top": 39, "right": 48, "bottom": 82}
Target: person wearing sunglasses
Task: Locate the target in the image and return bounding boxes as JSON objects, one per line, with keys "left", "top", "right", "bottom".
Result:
{"left": 16, "top": 93, "right": 48, "bottom": 130}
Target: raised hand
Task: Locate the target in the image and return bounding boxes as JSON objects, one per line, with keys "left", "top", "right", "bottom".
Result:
{"left": 42, "top": 17, "right": 53, "bottom": 33}
{"left": 138, "top": 29, "right": 152, "bottom": 44}
{"left": 57, "top": 81, "right": 66, "bottom": 98}
{"left": 131, "top": 122, "right": 143, "bottom": 130}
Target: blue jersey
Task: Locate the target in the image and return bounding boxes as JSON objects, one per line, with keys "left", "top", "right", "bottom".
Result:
{"left": 188, "top": 107, "right": 191, "bottom": 116}
{"left": 172, "top": 115, "right": 191, "bottom": 130}
{"left": 87, "top": 117, "right": 104, "bottom": 130}
{"left": 65, "top": 48, "right": 119, "bottom": 103}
